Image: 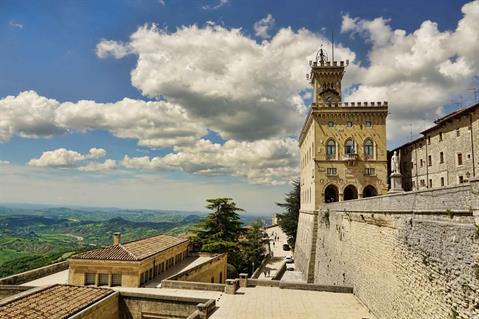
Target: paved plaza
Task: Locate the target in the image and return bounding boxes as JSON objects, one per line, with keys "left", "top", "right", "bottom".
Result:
{"left": 211, "top": 286, "right": 375, "bottom": 319}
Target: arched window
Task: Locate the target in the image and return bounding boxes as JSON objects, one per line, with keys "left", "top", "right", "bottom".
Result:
{"left": 344, "top": 139, "right": 355, "bottom": 155}
{"left": 326, "top": 139, "right": 336, "bottom": 158}
{"left": 364, "top": 139, "right": 374, "bottom": 158}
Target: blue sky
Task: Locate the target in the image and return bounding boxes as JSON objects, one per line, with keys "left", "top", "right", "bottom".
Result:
{"left": 0, "top": 0, "right": 477, "bottom": 213}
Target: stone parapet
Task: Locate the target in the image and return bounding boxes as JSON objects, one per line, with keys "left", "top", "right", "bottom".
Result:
{"left": 0, "top": 261, "right": 68, "bottom": 285}
{"left": 312, "top": 101, "right": 388, "bottom": 108}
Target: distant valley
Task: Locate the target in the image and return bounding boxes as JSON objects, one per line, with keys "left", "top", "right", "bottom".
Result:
{"left": 0, "top": 205, "right": 267, "bottom": 277}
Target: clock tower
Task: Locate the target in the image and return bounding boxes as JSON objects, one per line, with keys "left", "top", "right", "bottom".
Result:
{"left": 308, "top": 48, "right": 346, "bottom": 103}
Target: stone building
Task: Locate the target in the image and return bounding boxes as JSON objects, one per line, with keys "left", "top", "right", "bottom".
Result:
{"left": 298, "top": 52, "right": 389, "bottom": 209}
{"left": 296, "top": 52, "right": 389, "bottom": 282}
{"left": 392, "top": 102, "right": 479, "bottom": 190}
{"left": 69, "top": 233, "right": 226, "bottom": 288}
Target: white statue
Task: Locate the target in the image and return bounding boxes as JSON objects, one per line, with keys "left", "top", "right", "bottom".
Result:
{"left": 391, "top": 151, "right": 400, "bottom": 174}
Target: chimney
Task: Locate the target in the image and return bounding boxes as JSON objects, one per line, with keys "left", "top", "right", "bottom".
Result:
{"left": 113, "top": 232, "right": 121, "bottom": 245}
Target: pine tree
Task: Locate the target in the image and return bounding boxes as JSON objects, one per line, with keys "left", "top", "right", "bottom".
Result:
{"left": 276, "top": 180, "right": 300, "bottom": 248}
{"left": 190, "top": 198, "right": 245, "bottom": 271}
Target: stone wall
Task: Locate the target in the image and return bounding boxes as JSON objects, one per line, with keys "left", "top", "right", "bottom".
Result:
{"left": 0, "top": 261, "right": 68, "bottom": 285}
{"left": 0, "top": 285, "right": 34, "bottom": 300}
{"left": 294, "top": 211, "right": 317, "bottom": 282}
{"left": 119, "top": 291, "right": 213, "bottom": 319}
{"left": 71, "top": 292, "right": 120, "bottom": 319}
{"left": 307, "top": 181, "right": 479, "bottom": 319}
{"left": 168, "top": 253, "right": 227, "bottom": 284}
{"left": 161, "top": 280, "right": 225, "bottom": 292}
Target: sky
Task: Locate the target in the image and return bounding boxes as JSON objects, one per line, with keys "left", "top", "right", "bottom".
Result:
{"left": 0, "top": 0, "right": 478, "bottom": 214}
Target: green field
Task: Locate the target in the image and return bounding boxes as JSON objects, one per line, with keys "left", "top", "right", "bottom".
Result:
{"left": 0, "top": 206, "right": 203, "bottom": 277}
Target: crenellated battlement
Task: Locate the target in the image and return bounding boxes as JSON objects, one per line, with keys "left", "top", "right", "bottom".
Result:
{"left": 310, "top": 60, "right": 349, "bottom": 68}
{"left": 312, "top": 101, "right": 388, "bottom": 108}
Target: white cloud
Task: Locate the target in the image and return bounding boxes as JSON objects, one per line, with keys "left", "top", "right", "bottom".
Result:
{"left": 86, "top": 148, "right": 107, "bottom": 159}
{"left": 0, "top": 160, "right": 10, "bottom": 165}
{"left": 96, "top": 40, "right": 133, "bottom": 59}
{"left": 159, "top": 0, "right": 166, "bottom": 6}
{"left": 28, "top": 148, "right": 86, "bottom": 168}
{"left": 254, "top": 14, "right": 275, "bottom": 39}
{"left": 9, "top": 20, "right": 23, "bottom": 29}
{"left": 341, "top": 0, "right": 479, "bottom": 145}
{"left": 121, "top": 138, "right": 298, "bottom": 185}
{"left": 78, "top": 159, "right": 117, "bottom": 172}
{"left": 28, "top": 148, "right": 116, "bottom": 171}
{"left": 0, "top": 91, "right": 206, "bottom": 148}
{"left": 55, "top": 97, "right": 206, "bottom": 148}
{"left": 0, "top": 91, "right": 64, "bottom": 142}
{"left": 96, "top": 23, "right": 356, "bottom": 142}
{"left": 202, "top": 0, "right": 228, "bottom": 10}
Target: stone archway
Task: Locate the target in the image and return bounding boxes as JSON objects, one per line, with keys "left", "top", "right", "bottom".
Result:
{"left": 363, "top": 185, "right": 378, "bottom": 198}
{"left": 343, "top": 185, "right": 358, "bottom": 200}
{"left": 324, "top": 184, "right": 339, "bottom": 203}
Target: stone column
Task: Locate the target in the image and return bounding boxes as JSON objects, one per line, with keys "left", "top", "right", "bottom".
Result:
{"left": 224, "top": 279, "right": 239, "bottom": 294}
{"left": 239, "top": 273, "right": 248, "bottom": 288}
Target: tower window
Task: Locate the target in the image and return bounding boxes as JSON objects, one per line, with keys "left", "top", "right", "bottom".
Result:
{"left": 440, "top": 152, "right": 444, "bottom": 163}
{"left": 364, "top": 139, "right": 374, "bottom": 158}
{"left": 328, "top": 121, "right": 334, "bottom": 128}
{"left": 441, "top": 177, "right": 445, "bottom": 186}
{"left": 347, "top": 121, "right": 352, "bottom": 127}
{"left": 326, "top": 139, "right": 336, "bottom": 158}
{"left": 456, "top": 128, "right": 460, "bottom": 137}
{"left": 439, "top": 132, "right": 443, "bottom": 141}
{"left": 457, "top": 153, "right": 463, "bottom": 165}
{"left": 428, "top": 155, "right": 432, "bottom": 166}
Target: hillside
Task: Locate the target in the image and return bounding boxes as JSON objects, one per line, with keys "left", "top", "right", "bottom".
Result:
{"left": 0, "top": 207, "right": 202, "bottom": 277}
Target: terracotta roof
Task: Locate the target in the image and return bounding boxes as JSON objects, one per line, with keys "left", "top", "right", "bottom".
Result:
{"left": 71, "top": 234, "right": 189, "bottom": 261}
{"left": 0, "top": 285, "right": 112, "bottom": 319}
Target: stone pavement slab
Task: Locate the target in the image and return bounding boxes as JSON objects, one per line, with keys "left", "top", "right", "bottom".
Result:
{"left": 210, "top": 286, "right": 375, "bottom": 319}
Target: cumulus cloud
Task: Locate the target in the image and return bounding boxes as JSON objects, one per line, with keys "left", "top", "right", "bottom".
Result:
{"left": 121, "top": 138, "right": 298, "bottom": 185}
{"left": 0, "top": 91, "right": 64, "bottom": 142}
{"left": 341, "top": 0, "right": 479, "bottom": 144}
{"left": 55, "top": 97, "right": 206, "bottom": 148}
{"left": 28, "top": 147, "right": 116, "bottom": 171}
{"left": 9, "top": 20, "right": 23, "bottom": 29}
{"left": 0, "top": 91, "right": 206, "bottom": 148}
{"left": 28, "top": 148, "right": 87, "bottom": 168}
{"left": 96, "top": 23, "right": 356, "bottom": 142}
{"left": 254, "top": 14, "right": 275, "bottom": 39}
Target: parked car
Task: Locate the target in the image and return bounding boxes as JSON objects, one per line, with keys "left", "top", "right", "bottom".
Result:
{"left": 282, "top": 244, "right": 291, "bottom": 251}
{"left": 284, "top": 255, "right": 294, "bottom": 263}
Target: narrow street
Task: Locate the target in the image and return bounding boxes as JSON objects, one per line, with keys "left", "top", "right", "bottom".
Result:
{"left": 257, "top": 225, "right": 291, "bottom": 280}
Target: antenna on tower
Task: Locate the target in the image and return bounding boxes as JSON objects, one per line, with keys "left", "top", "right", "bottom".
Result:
{"left": 331, "top": 31, "right": 334, "bottom": 63}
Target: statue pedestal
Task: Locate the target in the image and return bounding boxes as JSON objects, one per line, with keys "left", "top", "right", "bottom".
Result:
{"left": 389, "top": 172, "right": 404, "bottom": 193}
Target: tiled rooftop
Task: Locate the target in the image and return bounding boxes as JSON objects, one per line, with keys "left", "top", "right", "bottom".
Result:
{"left": 71, "top": 234, "right": 188, "bottom": 261}
{"left": 0, "top": 284, "right": 113, "bottom": 319}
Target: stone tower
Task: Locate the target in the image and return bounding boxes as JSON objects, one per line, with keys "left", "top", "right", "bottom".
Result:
{"left": 295, "top": 49, "right": 389, "bottom": 282}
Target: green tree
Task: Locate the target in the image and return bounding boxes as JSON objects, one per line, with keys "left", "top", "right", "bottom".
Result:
{"left": 237, "top": 219, "right": 266, "bottom": 275}
{"left": 190, "top": 198, "right": 267, "bottom": 277}
{"left": 190, "top": 198, "right": 245, "bottom": 274}
{"left": 276, "top": 180, "right": 300, "bottom": 248}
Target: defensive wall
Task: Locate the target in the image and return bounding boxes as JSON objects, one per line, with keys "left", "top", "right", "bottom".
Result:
{"left": 295, "top": 178, "right": 479, "bottom": 319}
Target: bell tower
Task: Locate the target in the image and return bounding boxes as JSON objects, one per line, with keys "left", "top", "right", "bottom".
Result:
{"left": 307, "top": 47, "right": 348, "bottom": 104}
